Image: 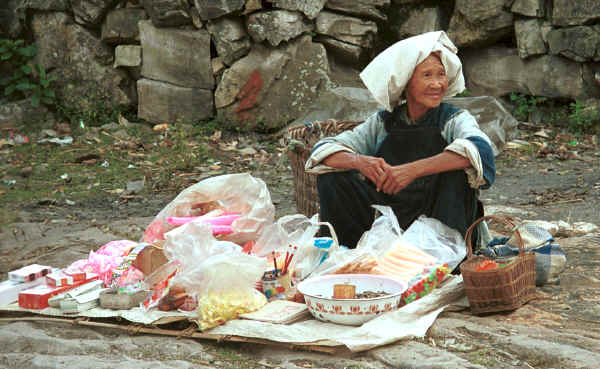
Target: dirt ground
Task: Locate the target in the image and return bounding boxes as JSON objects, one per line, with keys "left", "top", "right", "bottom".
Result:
{"left": 0, "top": 122, "right": 599, "bottom": 368}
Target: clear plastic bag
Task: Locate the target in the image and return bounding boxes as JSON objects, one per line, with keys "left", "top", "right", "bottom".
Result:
{"left": 401, "top": 215, "right": 466, "bottom": 271}
{"left": 142, "top": 173, "right": 275, "bottom": 245}
{"left": 162, "top": 221, "right": 268, "bottom": 329}
{"left": 292, "top": 221, "right": 342, "bottom": 280}
{"left": 309, "top": 206, "right": 401, "bottom": 278}
{"left": 251, "top": 214, "right": 319, "bottom": 257}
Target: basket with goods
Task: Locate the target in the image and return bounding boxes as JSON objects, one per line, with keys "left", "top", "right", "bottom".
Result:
{"left": 460, "top": 215, "right": 537, "bottom": 314}
{"left": 286, "top": 119, "right": 362, "bottom": 217}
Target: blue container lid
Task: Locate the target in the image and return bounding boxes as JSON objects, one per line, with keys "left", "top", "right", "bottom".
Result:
{"left": 314, "top": 238, "right": 334, "bottom": 249}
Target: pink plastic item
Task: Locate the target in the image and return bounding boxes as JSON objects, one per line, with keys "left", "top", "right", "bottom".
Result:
{"left": 67, "top": 240, "right": 138, "bottom": 286}
{"left": 166, "top": 214, "right": 240, "bottom": 226}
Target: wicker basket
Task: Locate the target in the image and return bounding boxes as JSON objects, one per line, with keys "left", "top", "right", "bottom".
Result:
{"left": 460, "top": 215, "right": 537, "bottom": 314}
{"left": 286, "top": 119, "right": 362, "bottom": 217}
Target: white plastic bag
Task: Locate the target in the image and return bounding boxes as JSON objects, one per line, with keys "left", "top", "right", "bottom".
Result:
{"left": 308, "top": 206, "right": 401, "bottom": 278}
{"left": 251, "top": 214, "right": 319, "bottom": 257}
{"left": 162, "top": 221, "right": 268, "bottom": 330}
{"left": 402, "top": 215, "right": 466, "bottom": 271}
{"left": 142, "top": 173, "right": 275, "bottom": 245}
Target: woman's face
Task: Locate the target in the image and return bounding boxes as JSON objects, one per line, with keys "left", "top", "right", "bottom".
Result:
{"left": 405, "top": 54, "right": 448, "bottom": 119}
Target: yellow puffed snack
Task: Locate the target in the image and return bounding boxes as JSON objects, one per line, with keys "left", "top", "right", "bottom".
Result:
{"left": 195, "top": 289, "right": 267, "bottom": 331}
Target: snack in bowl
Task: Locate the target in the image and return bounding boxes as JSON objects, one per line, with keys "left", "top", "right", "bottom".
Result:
{"left": 297, "top": 274, "right": 407, "bottom": 326}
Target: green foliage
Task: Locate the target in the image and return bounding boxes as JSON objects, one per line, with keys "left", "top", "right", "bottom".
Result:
{"left": 456, "top": 89, "right": 472, "bottom": 97}
{"left": 568, "top": 100, "right": 600, "bottom": 136}
{"left": 509, "top": 92, "right": 547, "bottom": 121}
{"left": 0, "top": 39, "right": 56, "bottom": 107}
{"left": 57, "top": 99, "right": 121, "bottom": 128}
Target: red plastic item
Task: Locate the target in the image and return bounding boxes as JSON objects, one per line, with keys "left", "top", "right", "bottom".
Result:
{"left": 19, "top": 275, "right": 99, "bottom": 309}
{"left": 475, "top": 259, "right": 499, "bottom": 271}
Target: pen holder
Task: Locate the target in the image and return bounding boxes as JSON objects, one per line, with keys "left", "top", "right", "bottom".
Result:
{"left": 261, "top": 269, "right": 295, "bottom": 301}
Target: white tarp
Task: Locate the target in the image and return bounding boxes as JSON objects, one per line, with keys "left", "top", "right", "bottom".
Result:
{"left": 0, "top": 276, "right": 465, "bottom": 352}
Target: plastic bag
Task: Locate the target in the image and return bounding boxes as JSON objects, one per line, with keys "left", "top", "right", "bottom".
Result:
{"left": 310, "top": 206, "right": 402, "bottom": 278}
{"left": 402, "top": 215, "right": 466, "bottom": 272}
{"left": 67, "top": 240, "right": 138, "bottom": 286}
{"left": 292, "top": 221, "right": 342, "bottom": 280}
{"left": 162, "top": 221, "right": 268, "bottom": 330}
{"left": 142, "top": 173, "right": 275, "bottom": 245}
{"left": 251, "top": 214, "right": 319, "bottom": 257}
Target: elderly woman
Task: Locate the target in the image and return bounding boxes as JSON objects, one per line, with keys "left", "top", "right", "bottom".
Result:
{"left": 305, "top": 31, "right": 495, "bottom": 249}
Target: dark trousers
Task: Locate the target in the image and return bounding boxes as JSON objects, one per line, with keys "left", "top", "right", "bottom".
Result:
{"left": 317, "top": 170, "right": 478, "bottom": 249}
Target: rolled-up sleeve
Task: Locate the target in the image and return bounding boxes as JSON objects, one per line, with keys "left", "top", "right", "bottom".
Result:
{"left": 305, "top": 113, "right": 386, "bottom": 174}
{"left": 443, "top": 110, "right": 496, "bottom": 189}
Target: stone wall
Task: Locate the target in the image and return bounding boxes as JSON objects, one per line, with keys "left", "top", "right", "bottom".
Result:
{"left": 1, "top": 0, "right": 599, "bottom": 130}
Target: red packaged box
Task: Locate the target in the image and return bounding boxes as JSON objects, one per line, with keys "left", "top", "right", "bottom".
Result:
{"left": 19, "top": 275, "right": 99, "bottom": 309}
{"left": 46, "top": 271, "right": 96, "bottom": 287}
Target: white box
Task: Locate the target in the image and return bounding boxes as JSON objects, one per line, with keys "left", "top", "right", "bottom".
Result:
{"left": 0, "top": 278, "right": 45, "bottom": 306}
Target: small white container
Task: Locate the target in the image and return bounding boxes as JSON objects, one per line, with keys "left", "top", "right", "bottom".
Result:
{"left": 297, "top": 274, "right": 407, "bottom": 326}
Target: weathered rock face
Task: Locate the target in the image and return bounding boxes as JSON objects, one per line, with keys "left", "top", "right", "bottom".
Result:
{"left": 142, "top": 0, "right": 191, "bottom": 27}
{"left": 114, "top": 45, "right": 142, "bottom": 68}
{"left": 0, "top": 99, "right": 53, "bottom": 128}
{"left": 215, "top": 35, "right": 331, "bottom": 131}
{"left": 448, "top": 0, "right": 514, "bottom": 47}
{"left": 461, "top": 47, "right": 588, "bottom": 100}
{"left": 194, "top": 0, "right": 244, "bottom": 21}
{"left": 247, "top": 10, "right": 314, "bottom": 47}
{"left": 268, "top": 0, "right": 326, "bottom": 20}
{"left": 2, "top": 0, "right": 600, "bottom": 127}
{"left": 392, "top": 6, "right": 444, "bottom": 40}
{"left": 552, "top": 0, "right": 600, "bottom": 26}
{"left": 137, "top": 79, "right": 214, "bottom": 123}
{"left": 546, "top": 26, "right": 600, "bottom": 62}
{"left": 207, "top": 17, "right": 251, "bottom": 66}
{"left": 31, "top": 12, "right": 136, "bottom": 110}
{"left": 514, "top": 19, "right": 547, "bottom": 59}
{"left": 325, "top": 0, "right": 390, "bottom": 22}
{"left": 511, "top": 0, "right": 545, "bottom": 18}
{"left": 139, "top": 20, "right": 214, "bottom": 89}
{"left": 71, "top": 0, "right": 120, "bottom": 27}
{"left": 101, "top": 8, "right": 148, "bottom": 44}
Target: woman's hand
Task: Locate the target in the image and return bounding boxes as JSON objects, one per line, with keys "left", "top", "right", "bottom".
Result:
{"left": 379, "top": 151, "right": 472, "bottom": 195}
{"left": 380, "top": 163, "right": 419, "bottom": 194}
{"left": 353, "top": 154, "right": 390, "bottom": 188}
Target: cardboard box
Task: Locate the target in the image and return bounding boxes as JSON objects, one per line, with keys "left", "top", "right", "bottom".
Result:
{"left": 133, "top": 242, "right": 168, "bottom": 276}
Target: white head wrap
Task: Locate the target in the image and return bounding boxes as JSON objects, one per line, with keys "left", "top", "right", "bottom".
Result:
{"left": 359, "top": 31, "right": 465, "bottom": 112}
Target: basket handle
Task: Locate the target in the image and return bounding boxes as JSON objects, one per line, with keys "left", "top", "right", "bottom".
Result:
{"left": 464, "top": 215, "right": 524, "bottom": 259}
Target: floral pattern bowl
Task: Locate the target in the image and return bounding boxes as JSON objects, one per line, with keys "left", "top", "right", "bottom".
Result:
{"left": 297, "top": 274, "right": 408, "bottom": 326}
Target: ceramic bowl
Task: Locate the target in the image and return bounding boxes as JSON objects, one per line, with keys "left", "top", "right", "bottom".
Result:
{"left": 297, "top": 274, "right": 408, "bottom": 326}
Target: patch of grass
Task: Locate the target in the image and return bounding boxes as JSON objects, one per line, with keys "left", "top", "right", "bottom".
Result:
{"left": 466, "top": 348, "right": 500, "bottom": 367}
{"left": 0, "top": 118, "right": 213, "bottom": 209}
{"left": 568, "top": 100, "right": 600, "bottom": 136}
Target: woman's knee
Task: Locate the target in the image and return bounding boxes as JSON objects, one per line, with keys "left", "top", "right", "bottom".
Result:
{"left": 317, "top": 171, "right": 355, "bottom": 194}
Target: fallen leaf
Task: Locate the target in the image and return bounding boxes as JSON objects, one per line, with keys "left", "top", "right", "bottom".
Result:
{"left": 153, "top": 123, "right": 170, "bottom": 132}
{"left": 534, "top": 129, "right": 551, "bottom": 139}
{"left": 118, "top": 113, "right": 130, "bottom": 126}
